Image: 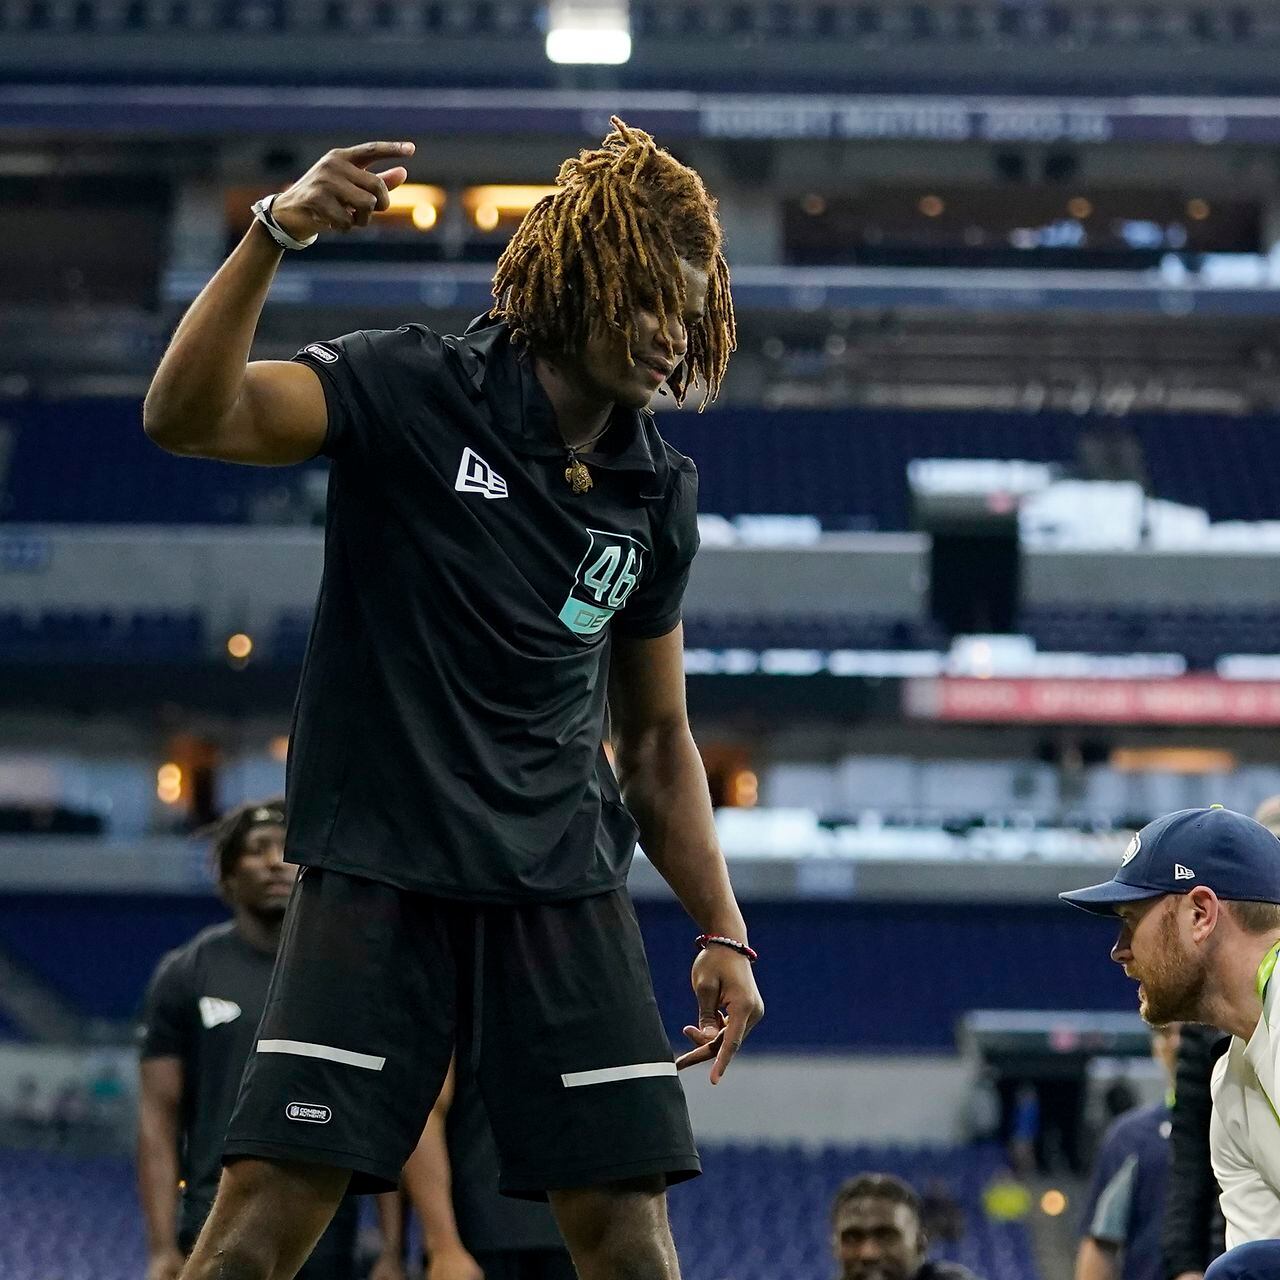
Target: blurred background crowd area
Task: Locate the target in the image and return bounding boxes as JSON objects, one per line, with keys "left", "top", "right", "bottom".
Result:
{"left": 6, "top": 4, "right": 1280, "bottom": 1278}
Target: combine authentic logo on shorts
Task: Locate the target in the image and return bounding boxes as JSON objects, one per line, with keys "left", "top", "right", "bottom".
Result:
{"left": 303, "top": 343, "right": 339, "bottom": 364}
{"left": 285, "top": 1102, "right": 332, "bottom": 1124}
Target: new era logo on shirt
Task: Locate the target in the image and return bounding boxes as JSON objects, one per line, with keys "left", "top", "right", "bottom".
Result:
{"left": 198, "top": 997, "right": 242, "bottom": 1029}
{"left": 1174, "top": 863, "right": 1196, "bottom": 880}
{"left": 454, "top": 447, "right": 508, "bottom": 500}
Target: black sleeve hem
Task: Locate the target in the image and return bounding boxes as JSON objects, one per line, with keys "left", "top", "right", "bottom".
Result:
{"left": 291, "top": 355, "right": 350, "bottom": 459}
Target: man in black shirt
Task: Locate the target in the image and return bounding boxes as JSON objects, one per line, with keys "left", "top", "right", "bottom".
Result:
{"left": 1162, "top": 1024, "right": 1229, "bottom": 1280}
{"left": 404, "top": 1052, "right": 573, "bottom": 1280}
{"left": 144, "top": 118, "right": 763, "bottom": 1280}
{"left": 831, "top": 1175, "right": 983, "bottom": 1280}
{"left": 136, "top": 800, "right": 404, "bottom": 1280}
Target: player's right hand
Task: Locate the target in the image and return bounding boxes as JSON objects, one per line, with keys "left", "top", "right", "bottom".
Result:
{"left": 145, "top": 1246, "right": 185, "bottom": 1280}
{"left": 426, "top": 1245, "right": 485, "bottom": 1280}
{"left": 270, "top": 141, "right": 415, "bottom": 240}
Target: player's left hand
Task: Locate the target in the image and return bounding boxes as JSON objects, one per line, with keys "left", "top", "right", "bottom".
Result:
{"left": 676, "top": 946, "right": 763, "bottom": 1084}
{"left": 368, "top": 1252, "right": 409, "bottom": 1280}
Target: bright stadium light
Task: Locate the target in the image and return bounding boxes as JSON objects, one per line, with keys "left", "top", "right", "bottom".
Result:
{"left": 546, "top": 0, "right": 631, "bottom": 64}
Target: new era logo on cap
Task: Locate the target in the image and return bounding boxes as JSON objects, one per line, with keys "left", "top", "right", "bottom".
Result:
{"left": 454, "top": 447, "right": 508, "bottom": 500}
{"left": 1174, "top": 864, "right": 1195, "bottom": 880}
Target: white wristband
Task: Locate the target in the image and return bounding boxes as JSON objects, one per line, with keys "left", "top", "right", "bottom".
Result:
{"left": 250, "top": 193, "right": 318, "bottom": 251}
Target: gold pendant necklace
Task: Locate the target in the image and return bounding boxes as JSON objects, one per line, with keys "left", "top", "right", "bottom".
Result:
{"left": 562, "top": 420, "right": 611, "bottom": 494}
{"left": 565, "top": 453, "right": 594, "bottom": 494}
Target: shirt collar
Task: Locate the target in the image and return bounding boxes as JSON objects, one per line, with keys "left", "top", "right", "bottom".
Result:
{"left": 450, "top": 316, "right": 663, "bottom": 493}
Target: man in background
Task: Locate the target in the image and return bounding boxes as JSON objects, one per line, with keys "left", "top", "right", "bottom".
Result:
{"left": 1161, "top": 797, "right": 1280, "bottom": 1280}
{"left": 1061, "top": 806, "right": 1280, "bottom": 1278}
{"left": 1075, "top": 1024, "right": 1180, "bottom": 1280}
{"left": 136, "top": 799, "right": 404, "bottom": 1280}
{"left": 831, "top": 1173, "right": 982, "bottom": 1280}
{"left": 404, "top": 1053, "right": 573, "bottom": 1280}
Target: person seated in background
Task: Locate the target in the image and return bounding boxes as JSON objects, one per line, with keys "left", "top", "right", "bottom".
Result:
{"left": 404, "top": 1053, "right": 573, "bottom": 1280}
{"left": 1075, "top": 1024, "right": 1181, "bottom": 1280}
{"left": 831, "top": 1173, "right": 983, "bottom": 1280}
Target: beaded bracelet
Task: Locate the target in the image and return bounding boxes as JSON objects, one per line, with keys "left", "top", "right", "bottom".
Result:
{"left": 696, "top": 933, "right": 759, "bottom": 963}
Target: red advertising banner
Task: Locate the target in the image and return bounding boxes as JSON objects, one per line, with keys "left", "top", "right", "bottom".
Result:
{"left": 903, "top": 677, "right": 1280, "bottom": 726}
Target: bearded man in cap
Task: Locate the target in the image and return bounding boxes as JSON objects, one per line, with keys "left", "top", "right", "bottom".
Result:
{"left": 1062, "top": 806, "right": 1280, "bottom": 1280}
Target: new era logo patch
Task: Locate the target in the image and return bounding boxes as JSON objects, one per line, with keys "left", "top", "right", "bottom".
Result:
{"left": 198, "top": 997, "right": 242, "bottom": 1030}
{"left": 455, "top": 447, "right": 508, "bottom": 500}
{"left": 303, "top": 343, "right": 339, "bottom": 364}
{"left": 286, "top": 1102, "right": 332, "bottom": 1124}
{"left": 1174, "top": 864, "right": 1196, "bottom": 881}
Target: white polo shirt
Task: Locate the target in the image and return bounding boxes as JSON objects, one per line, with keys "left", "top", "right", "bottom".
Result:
{"left": 1210, "top": 940, "right": 1280, "bottom": 1247}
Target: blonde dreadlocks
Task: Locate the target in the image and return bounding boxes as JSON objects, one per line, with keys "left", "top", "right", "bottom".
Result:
{"left": 489, "top": 116, "right": 736, "bottom": 409}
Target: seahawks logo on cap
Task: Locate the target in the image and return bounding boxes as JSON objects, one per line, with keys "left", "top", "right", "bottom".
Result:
{"left": 1121, "top": 832, "right": 1141, "bottom": 865}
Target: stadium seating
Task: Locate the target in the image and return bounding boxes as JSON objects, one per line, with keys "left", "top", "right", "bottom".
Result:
{"left": 11, "top": 401, "right": 1280, "bottom": 531}
{"left": 0, "top": 893, "right": 1132, "bottom": 1047}
{"left": 1, "top": 602, "right": 1275, "bottom": 667}
{"left": 0, "top": 609, "right": 205, "bottom": 663}
{"left": 0, "top": 599, "right": 1274, "bottom": 668}
{"left": 684, "top": 614, "right": 948, "bottom": 653}
{"left": 0, "top": 1143, "right": 1037, "bottom": 1280}
{"left": 0, "top": 0, "right": 1261, "bottom": 51}
{"left": 1, "top": 398, "right": 313, "bottom": 525}
{"left": 1018, "top": 606, "right": 1280, "bottom": 666}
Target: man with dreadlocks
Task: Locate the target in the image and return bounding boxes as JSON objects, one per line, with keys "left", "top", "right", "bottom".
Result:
{"left": 144, "top": 119, "right": 762, "bottom": 1280}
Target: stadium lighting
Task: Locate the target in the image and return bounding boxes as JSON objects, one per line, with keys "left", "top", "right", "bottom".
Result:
{"left": 462, "top": 185, "right": 559, "bottom": 231}
{"left": 157, "top": 762, "right": 183, "bottom": 805}
{"left": 384, "top": 183, "right": 446, "bottom": 232}
{"left": 546, "top": 0, "right": 631, "bottom": 64}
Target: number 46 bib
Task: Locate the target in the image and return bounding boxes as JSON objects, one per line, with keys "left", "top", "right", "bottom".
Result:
{"left": 558, "top": 529, "right": 645, "bottom": 638}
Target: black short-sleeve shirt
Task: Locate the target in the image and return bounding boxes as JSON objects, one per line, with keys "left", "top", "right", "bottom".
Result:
{"left": 287, "top": 319, "right": 699, "bottom": 902}
{"left": 138, "top": 922, "right": 277, "bottom": 1239}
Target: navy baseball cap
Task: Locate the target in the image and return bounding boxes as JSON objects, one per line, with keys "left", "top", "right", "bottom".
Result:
{"left": 1061, "top": 806, "right": 1280, "bottom": 917}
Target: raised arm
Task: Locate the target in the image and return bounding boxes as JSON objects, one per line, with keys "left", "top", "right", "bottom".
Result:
{"left": 608, "top": 625, "right": 764, "bottom": 1083}
{"left": 143, "top": 141, "right": 413, "bottom": 464}
{"left": 137, "top": 1055, "right": 186, "bottom": 1280}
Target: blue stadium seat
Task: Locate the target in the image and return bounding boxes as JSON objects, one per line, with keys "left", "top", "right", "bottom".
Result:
{"left": 8, "top": 400, "right": 1280, "bottom": 534}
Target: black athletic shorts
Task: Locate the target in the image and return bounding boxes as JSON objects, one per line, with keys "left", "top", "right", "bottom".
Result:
{"left": 224, "top": 867, "right": 699, "bottom": 1197}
